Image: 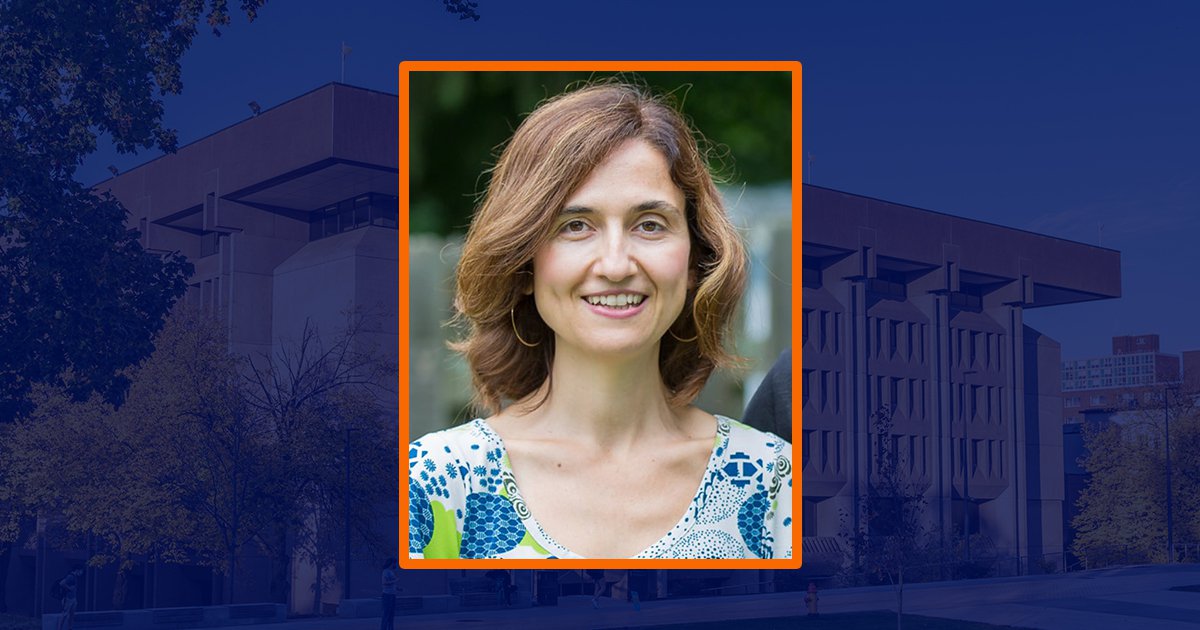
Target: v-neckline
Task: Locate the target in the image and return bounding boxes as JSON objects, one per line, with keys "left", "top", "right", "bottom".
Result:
{"left": 472, "top": 415, "right": 731, "bottom": 559}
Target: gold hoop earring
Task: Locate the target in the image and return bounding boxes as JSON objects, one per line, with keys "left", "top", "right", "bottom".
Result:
{"left": 511, "top": 308, "right": 541, "bottom": 348}
{"left": 668, "top": 326, "right": 698, "bottom": 343}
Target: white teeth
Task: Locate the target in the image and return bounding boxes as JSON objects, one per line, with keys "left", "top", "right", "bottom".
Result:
{"left": 585, "top": 294, "right": 645, "bottom": 307}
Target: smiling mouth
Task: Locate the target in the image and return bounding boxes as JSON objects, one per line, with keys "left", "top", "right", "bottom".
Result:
{"left": 583, "top": 294, "right": 646, "bottom": 309}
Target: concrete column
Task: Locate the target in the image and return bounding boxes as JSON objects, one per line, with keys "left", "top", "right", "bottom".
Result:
{"left": 932, "top": 294, "right": 953, "bottom": 550}
{"left": 848, "top": 279, "right": 869, "bottom": 554}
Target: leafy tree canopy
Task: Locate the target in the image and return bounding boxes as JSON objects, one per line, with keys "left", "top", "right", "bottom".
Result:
{"left": 0, "top": 0, "right": 266, "bottom": 420}
{"left": 1072, "top": 391, "right": 1200, "bottom": 567}
{"left": 0, "top": 307, "right": 396, "bottom": 606}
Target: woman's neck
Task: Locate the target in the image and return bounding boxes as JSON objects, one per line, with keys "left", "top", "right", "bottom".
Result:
{"left": 513, "top": 342, "right": 685, "bottom": 453}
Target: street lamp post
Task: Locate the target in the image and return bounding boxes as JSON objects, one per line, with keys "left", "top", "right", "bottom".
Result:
{"left": 1165, "top": 386, "right": 1174, "bottom": 563}
{"left": 345, "top": 427, "right": 353, "bottom": 598}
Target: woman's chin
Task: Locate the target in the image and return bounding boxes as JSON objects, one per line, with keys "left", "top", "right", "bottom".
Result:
{"left": 566, "top": 335, "right": 661, "bottom": 361}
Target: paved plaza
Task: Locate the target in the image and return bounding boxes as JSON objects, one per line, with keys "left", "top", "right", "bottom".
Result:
{"left": 251, "top": 563, "right": 1200, "bottom": 630}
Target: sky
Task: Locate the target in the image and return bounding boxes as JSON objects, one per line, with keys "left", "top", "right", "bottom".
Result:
{"left": 78, "top": 1, "right": 1200, "bottom": 361}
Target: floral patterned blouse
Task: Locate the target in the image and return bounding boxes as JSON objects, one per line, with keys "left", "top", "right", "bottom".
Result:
{"left": 407, "top": 416, "right": 792, "bottom": 559}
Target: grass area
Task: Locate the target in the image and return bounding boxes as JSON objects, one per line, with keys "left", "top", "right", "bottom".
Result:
{"left": 1169, "top": 584, "right": 1200, "bottom": 593}
{"left": 0, "top": 614, "right": 37, "bottom": 630}
{"left": 628, "top": 610, "right": 1032, "bottom": 629}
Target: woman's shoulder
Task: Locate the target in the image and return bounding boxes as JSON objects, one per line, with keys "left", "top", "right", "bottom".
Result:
{"left": 408, "top": 419, "right": 510, "bottom": 505}
{"left": 715, "top": 415, "right": 792, "bottom": 458}
{"left": 408, "top": 419, "right": 502, "bottom": 464}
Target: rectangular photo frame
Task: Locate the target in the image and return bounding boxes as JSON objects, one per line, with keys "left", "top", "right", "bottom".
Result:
{"left": 399, "top": 60, "right": 802, "bottom": 570}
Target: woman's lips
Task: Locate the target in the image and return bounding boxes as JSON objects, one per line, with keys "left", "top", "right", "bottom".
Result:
{"left": 581, "top": 296, "right": 649, "bottom": 319}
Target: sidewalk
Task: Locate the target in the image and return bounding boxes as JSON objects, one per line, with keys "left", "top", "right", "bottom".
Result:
{"left": 234, "top": 564, "right": 1200, "bottom": 630}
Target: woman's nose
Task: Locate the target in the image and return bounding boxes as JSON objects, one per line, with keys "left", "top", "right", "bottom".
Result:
{"left": 595, "top": 233, "right": 637, "bottom": 281}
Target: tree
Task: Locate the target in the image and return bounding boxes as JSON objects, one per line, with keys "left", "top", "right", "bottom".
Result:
{"left": 1072, "top": 387, "right": 1200, "bottom": 567}
{"left": 3, "top": 386, "right": 198, "bottom": 609}
{"left": 242, "top": 311, "right": 397, "bottom": 604}
{"left": 107, "top": 307, "right": 395, "bottom": 604}
{"left": 0, "top": 310, "right": 271, "bottom": 607}
{"left": 0, "top": 0, "right": 266, "bottom": 420}
{"left": 840, "top": 405, "right": 942, "bottom": 630}
{"left": 0, "top": 0, "right": 265, "bottom": 609}
{"left": 123, "top": 308, "right": 281, "bottom": 603}
{"left": 0, "top": 307, "right": 397, "bottom": 607}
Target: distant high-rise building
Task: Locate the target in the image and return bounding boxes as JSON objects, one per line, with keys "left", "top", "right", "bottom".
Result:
{"left": 1183, "top": 350, "right": 1200, "bottom": 391}
{"left": 1061, "top": 335, "right": 1184, "bottom": 423}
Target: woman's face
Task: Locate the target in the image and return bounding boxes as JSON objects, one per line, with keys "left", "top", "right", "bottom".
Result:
{"left": 531, "top": 138, "right": 691, "bottom": 361}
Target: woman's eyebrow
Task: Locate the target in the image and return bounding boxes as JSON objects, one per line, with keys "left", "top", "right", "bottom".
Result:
{"left": 633, "top": 200, "right": 682, "bottom": 217}
{"left": 559, "top": 200, "right": 682, "bottom": 216}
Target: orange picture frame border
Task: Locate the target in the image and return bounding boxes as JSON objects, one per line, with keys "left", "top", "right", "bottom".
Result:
{"left": 398, "top": 60, "right": 802, "bottom": 570}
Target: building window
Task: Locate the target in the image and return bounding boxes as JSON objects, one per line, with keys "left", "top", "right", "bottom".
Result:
{"left": 309, "top": 193, "right": 399, "bottom": 240}
{"left": 949, "top": 291, "right": 982, "bottom": 311}
{"left": 868, "top": 269, "right": 907, "bottom": 301}
{"left": 200, "top": 231, "right": 220, "bottom": 257}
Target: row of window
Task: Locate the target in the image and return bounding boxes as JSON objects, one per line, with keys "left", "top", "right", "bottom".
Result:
{"left": 1063, "top": 365, "right": 1155, "bottom": 378}
{"left": 802, "top": 369, "right": 1006, "bottom": 426}
{"left": 309, "top": 193, "right": 399, "bottom": 241}
{"left": 801, "top": 369, "right": 844, "bottom": 415}
{"left": 802, "top": 308, "right": 842, "bottom": 354}
{"left": 871, "top": 432, "right": 930, "bottom": 480}
{"left": 954, "top": 383, "right": 1004, "bottom": 425}
{"left": 875, "top": 375, "right": 928, "bottom": 420}
{"left": 869, "top": 317, "right": 927, "bottom": 364}
{"left": 1064, "top": 390, "right": 1167, "bottom": 408}
{"left": 952, "top": 327, "right": 1003, "bottom": 372}
{"left": 1063, "top": 373, "right": 1155, "bottom": 391}
{"left": 801, "top": 312, "right": 1005, "bottom": 373}
{"left": 952, "top": 437, "right": 1004, "bottom": 480}
{"left": 192, "top": 193, "right": 400, "bottom": 259}
{"left": 800, "top": 429, "right": 844, "bottom": 476}
{"left": 1063, "top": 354, "right": 1155, "bottom": 370}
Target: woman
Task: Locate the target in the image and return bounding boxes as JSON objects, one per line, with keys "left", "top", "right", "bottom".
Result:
{"left": 408, "top": 81, "right": 792, "bottom": 559}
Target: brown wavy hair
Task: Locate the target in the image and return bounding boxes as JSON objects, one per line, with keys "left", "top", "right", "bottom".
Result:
{"left": 451, "top": 81, "right": 747, "bottom": 414}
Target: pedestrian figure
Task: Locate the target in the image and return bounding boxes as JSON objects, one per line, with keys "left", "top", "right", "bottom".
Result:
{"left": 55, "top": 568, "right": 83, "bottom": 630}
{"left": 805, "top": 581, "right": 820, "bottom": 616}
{"left": 380, "top": 558, "right": 398, "bottom": 630}
{"left": 587, "top": 569, "right": 604, "bottom": 609}
{"left": 485, "top": 569, "right": 515, "bottom": 606}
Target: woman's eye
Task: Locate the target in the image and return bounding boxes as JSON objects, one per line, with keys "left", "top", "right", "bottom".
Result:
{"left": 639, "top": 220, "right": 665, "bottom": 233}
{"left": 562, "top": 219, "right": 588, "bottom": 233}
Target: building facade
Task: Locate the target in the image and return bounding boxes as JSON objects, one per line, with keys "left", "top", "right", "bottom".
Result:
{"left": 4, "top": 83, "right": 1132, "bottom": 616}
{"left": 3, "top": 83, "right": 402, "bottom": 616}
{"left": 1061, "top": 334, "right": 1183, "bottom": 423}
{"left": 800, "top": 185, "right": 1121, "bottom": 573}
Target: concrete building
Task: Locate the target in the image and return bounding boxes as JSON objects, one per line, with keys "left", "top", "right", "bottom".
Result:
{"left": 1186, "top": 351, "right": 1200, "bottom": 391}
{"left": 1061, "top": 335, "right": 1183, "bottom": 423}
{"left": 105, "top": 83, "right": 400, "bottom": 613}
{"left": 2, "top": 83, "right": 401, "bottom": 617}
{"left": 3, "top": 81, "right": 1131, "bottom": 617}
{"left": 800, "top": 185, "right": 1121, "bottom": 573}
